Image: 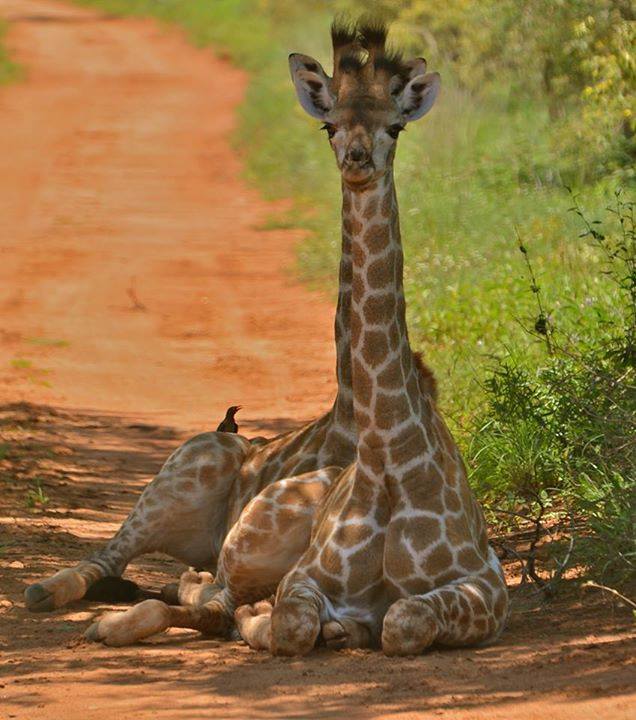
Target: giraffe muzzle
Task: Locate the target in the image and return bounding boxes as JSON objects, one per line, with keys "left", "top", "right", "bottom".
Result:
{"left": 342, "top": 158, "right": 375, "bottom": 187}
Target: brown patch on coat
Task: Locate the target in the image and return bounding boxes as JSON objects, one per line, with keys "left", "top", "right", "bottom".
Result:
{"left": 424, "top": 543, "right": 453, "bottom": 577}
{"left": 352, "top": 358, "right": 373, "bottom": 407}
{"left": 363, "top": 222, "right": 390, "bottom": 252}
{"left": 361, "top": 329, "right": 389, "bottom": 366}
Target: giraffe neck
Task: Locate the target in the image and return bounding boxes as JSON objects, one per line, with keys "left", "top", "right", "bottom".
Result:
{"left": 346, "top": 170, "right": 422, "bottom": 449}
{"left": 330, "top": 194, "right": 354, "bottom": 429}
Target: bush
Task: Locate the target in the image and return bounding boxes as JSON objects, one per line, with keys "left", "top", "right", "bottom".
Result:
{"left": 469, "top": 189, "right": 635, "bottom": 586}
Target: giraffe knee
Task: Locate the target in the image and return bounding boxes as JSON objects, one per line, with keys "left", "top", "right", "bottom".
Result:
{"left": 381, "top": 598, "right": 438, "bottom": 657}
{"left": 270, "top": 598, "right": 320, "bottom": 657}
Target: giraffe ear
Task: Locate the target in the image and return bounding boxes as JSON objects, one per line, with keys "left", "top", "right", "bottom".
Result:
{"left": 396, "top": 71, "right": 440, "bottom": 123}
{"left": 288, "top": 53, "right": 335, "bottom": 120}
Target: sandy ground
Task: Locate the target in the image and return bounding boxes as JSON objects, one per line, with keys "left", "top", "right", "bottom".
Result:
{"left": 0, "top": 1, "right": 634, "bottom": 719}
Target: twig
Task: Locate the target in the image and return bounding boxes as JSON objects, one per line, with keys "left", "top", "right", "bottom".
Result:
{"left": 515, "top": 227, "right": 554, "bottom": 356}
{"left": 582, "top": 581, "right": 636, "bottom": 610}
{"left": 126, "top": 277, "right": 147, "bottom": 312}
{"left": 491, "top": 504, "right": 576, "bottom": 599}
{"left": 540, "top": 531, "right": 575, "bottom": 597}
{"left": 491, "top": 538, "right": 531, "bottom": 589}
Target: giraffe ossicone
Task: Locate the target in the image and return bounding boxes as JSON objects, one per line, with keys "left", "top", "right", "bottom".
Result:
{"left": 236, "top": 17, "right": 508, "bottom": 656}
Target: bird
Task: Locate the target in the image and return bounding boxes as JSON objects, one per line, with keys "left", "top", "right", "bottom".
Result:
{"left": 216, "top": 405, "right": 241, "bottom": 433}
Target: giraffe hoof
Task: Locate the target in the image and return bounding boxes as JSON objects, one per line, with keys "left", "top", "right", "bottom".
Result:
{"left": 270, "top": 598, "right": 320, "bottom": 657}
{"left": 84, "top": 620, "right": 104, "bottom": 643}
{"left": 235, "top": 600, "right": 273, "bottom": 623}
{"left": 24, "top": 583, "right": 55, "bottom": 612}
{"left": 321, "top": 621, "right": 349, "bottom": 649}
{"left": 381, "top": 598, "right": 438, "bottom": 657}
{"left": 177, "top": 569, "right": 216, "bottom": 605}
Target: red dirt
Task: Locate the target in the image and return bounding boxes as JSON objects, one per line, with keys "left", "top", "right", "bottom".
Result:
{"left": 0, "top": 2, "right": 633, "bottom": 719}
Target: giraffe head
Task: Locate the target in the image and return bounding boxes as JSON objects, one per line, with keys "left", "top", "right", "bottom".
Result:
{"left": 289, "top": 18, "right": 440, "bottom": 190}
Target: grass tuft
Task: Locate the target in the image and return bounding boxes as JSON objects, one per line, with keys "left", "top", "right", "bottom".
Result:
{"left": 0, "top": 20, "right": 20, "bottom": 85}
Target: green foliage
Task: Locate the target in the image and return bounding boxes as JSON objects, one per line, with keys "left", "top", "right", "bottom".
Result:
{"left": 0, "top": 20, "right": 20, "bottom": 85}
{"left": 27, "top": 337, "right": 70, "bottom": 348}
{"left": 468, "top": 192, "right": 635, "bottom": 583}
{"left": 25, "top": 480, "right": 50, "bottom": 509}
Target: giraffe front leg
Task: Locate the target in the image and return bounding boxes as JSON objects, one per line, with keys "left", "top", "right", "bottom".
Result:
{"left": 381, "top": 573, "right": 509, "bottom": 656}
{"left": 381, "top": 596, "right": 439, "bottom": 656}
{"left": 223, "top": 467, "right": 343, "bottom": 654}
{"left": 177, "top": 569, "right": 217, "bottom": 606}
{"left": 157, "top": 569, "right": 216, "bottom": 606}
{"left": 270, "top": 596, "right": 321, "bottom": 656}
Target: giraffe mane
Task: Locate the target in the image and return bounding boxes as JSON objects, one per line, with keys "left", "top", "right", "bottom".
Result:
{"left": 412, "top": 352, "right": 438, "bottom": 402}
{"left": 330, "top": 16, "right": 358, "bottom": 52}
{"left": 331, "top": 16, "right": 411, "bottom": 92}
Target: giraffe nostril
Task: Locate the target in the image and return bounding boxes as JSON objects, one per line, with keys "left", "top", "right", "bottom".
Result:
{"left": 347, "top": 147, "right": 367, "bottom": 164}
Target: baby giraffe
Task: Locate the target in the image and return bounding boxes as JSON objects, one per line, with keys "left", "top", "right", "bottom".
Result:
{"left": 236, "top": 19, "right": 508, "bottom": 656}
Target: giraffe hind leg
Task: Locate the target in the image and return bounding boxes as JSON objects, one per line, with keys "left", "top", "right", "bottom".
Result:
{"left": 24, "top": 561, "right": 107, "bottom": 612}
{"left": 85, "top": 589, "right": 236, "bottom": 647}
{"left": 85, "top": 599, "right": 174, "bottom": 646}
{"left": 24, "top": 432, "right": 249, "bottom": 612}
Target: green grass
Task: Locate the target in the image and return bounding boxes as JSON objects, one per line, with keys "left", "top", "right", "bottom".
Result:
{"left": 25, "top": 480, "right": 50, "bottom": 510}
{"left": 0, "top": 20, "right": 20, "bottom": 85}
{"left": 27, "top": 337, "right": 70, "bottom": 348}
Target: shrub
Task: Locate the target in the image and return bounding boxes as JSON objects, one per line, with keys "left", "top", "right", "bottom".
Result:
{"left": 469, "top": 189, "right": 635, "bottom": 586}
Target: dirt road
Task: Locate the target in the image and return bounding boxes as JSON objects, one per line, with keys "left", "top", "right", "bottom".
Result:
{"left": 0, "top": 2, "right": 633, "bottom": 719}
{"left": 0, "top": 0, "right": 338, "bottom": 433}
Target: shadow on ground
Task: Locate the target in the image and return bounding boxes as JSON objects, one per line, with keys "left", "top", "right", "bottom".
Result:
{"left": 0, "top": 402, "right": 633, "bottom": 720}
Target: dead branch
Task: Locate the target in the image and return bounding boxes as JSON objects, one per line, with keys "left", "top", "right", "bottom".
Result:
{"left": 582, "top": 581, "right": 636, "bottom": 610}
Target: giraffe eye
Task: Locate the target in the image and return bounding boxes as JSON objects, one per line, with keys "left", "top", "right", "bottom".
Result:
{"left": 387, "top": 124, "right": 405, "bottom": 139}
{"left": 321, "top": 123, "right": 337, "bottom": 139}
